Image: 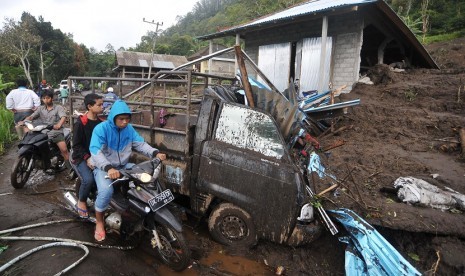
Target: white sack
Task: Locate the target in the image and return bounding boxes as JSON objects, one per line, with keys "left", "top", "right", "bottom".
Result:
{"left": 393, "top": 177, "right": 462, "bottom": 211}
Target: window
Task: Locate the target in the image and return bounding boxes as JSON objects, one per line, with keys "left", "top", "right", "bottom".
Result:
{"left": 214, "top": 104, "right": 285, "bottom": 159}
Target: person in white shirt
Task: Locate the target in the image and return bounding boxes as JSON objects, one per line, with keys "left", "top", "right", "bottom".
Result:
{"left": 6, "top": 78, "right": 41, "bottom": 137}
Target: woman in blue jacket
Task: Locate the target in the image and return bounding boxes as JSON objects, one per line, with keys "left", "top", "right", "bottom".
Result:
{"left": 90, "top": 100, "right": 165, "bottom": 242}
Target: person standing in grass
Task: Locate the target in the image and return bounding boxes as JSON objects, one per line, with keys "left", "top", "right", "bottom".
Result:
{"left": 6, "top": 78, "right": 41, "bottom": 138}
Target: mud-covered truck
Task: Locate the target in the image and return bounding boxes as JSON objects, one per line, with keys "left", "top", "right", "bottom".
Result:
{"left": 69, "top": 52, "right": 326, "bottom": 247}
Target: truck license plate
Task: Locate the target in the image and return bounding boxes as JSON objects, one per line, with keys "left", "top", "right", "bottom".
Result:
{"left": 148, "top": 189, "right": 174, "bottom": 212}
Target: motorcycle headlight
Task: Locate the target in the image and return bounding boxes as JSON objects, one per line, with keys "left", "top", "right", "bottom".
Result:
{"left": 24, "top": 121, "right": 34, "bottom": 130}
{"left": 135, "top": 173, "right": 152, "bottom": 183}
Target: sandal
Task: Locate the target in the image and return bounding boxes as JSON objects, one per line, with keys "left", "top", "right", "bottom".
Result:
{"left": 94, "top": 229, "right": 106, "bottom": 243}
{"left": 74, "top": 204, "right": 89, "bottom": 219}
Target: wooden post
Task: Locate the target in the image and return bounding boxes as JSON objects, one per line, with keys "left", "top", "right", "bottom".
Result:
{"left": 318, "top": 16, "right": 328, "bottom": 93}
{"left": 234, "top": 45, "right": 255, "bottom": 108}
{"left": 235, "top": 34, "right": 240, "bottom": 74}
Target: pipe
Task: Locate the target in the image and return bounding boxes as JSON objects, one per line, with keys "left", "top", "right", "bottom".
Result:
{"left": 0, "top": 242, "right": 89, "bottom": 275}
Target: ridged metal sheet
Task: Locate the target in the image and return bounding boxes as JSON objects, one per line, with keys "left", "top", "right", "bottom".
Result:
{"left": 116, "top": 51, "right": 188, "bottom": 68}
{"left": 299, "top": 37, "right": 333, "bottom": 93}
{"left": 235, "top": 0, "right": 376, "bottom": 29}
{"left": 253, "top": 87, "right": 305, "bottom": 141}
{"left": 258, "top": 43, "right": 291, "bottom": 92}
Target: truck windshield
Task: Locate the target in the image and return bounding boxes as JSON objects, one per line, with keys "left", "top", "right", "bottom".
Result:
{"left": 214, "top": 104, "right": 285, "bottom": 159}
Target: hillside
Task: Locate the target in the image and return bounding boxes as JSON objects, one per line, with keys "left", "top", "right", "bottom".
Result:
{"left": 311, "top": 36, "right": 465, "bottom": 274}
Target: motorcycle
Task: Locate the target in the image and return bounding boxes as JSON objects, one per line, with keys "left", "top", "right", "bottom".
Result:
{"left": 64, "top": 158, "right": 191, "bottom": 272}
{"left": 11, "top": 120, "right": 71, "bottom": 189}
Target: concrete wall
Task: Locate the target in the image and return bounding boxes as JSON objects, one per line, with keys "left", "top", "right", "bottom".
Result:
{"left": 243, "top": 12, "right": 364, "bottom": 92}
{"left": 200, "top": 59, "right": 235, "bottom": 77}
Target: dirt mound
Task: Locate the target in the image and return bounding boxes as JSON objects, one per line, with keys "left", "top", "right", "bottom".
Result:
{"left": 426, "top": 37, "right": 465, "bottom": 69}
{"left": 310, "top": 36, "right": 465, "bottom": 275}
{"left": 366, "top": 64, "right": 395, "bottom": 84}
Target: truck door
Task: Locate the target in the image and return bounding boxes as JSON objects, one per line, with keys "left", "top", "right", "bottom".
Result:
{"left": 198, "top": 103, "right": 300, "bottom": 243}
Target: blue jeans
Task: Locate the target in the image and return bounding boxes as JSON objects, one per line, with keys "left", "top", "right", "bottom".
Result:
{"left": 73, "top": 160, "right": 95, "bottom": 202}
{"left": 93, "top": 163, "right": 134, "bottom": 212}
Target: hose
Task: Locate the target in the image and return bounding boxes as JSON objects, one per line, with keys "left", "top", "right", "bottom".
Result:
{"left": 0, "top": 219, "right": 134, "bottom": 275}
{"left": 0, "top": 219, "right": 75, "bottom": 235}
{"left": 0, "top": 242, "right": 89, "bottom": 276}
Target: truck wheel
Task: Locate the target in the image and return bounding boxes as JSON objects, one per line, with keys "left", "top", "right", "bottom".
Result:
{"left": 208, "top": 203, "right": 257, "bottom": 247}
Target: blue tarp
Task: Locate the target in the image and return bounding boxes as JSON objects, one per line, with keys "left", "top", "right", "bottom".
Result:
{"left": 330, "top": 209, "right": 421, "bottom": 276}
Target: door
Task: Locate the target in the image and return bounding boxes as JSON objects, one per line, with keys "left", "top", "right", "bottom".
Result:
{"left": 197, "top": 103, "right": 299, "bottom": 243}
{"left": 296, "top": 37, "right": 333, "bottom": 95}
{"left": 258, "top": 42, "right": 291, "bottom": 92}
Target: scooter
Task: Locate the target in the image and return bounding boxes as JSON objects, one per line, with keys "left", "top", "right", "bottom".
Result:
{"left": 64, "top": 158, "right": 191, "bottom": 272}
{"left": 11, "top": 120, "right": 71, "bottom": 189}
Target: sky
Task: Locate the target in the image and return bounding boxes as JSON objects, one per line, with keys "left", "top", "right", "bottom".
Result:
{"left": 0, "top": 0, "right": 200, "bottom": 51}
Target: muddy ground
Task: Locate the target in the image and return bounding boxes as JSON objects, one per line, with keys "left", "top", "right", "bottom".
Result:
{"left": 1, "top": 37, "right": 465, "bottom": 275}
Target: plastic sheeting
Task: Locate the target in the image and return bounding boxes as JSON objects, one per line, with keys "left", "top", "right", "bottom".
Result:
{"left": 330, "top": 209, "right": 421, "bottom": 276}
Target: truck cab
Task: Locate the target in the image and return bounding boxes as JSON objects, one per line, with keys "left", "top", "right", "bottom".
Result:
{"left": 188, "top": 96, "right": 321, "bottom": 246}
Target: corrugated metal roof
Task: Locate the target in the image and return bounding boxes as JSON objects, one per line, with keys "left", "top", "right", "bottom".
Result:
{"left": 201, "top": 0, "right": 376, "bottom": 38}
{"left": 241, "top": 0, "right": 375, "bottom": 28}
{"left": 115, "top": 51, "right": 188, "bottom": 68}
{"left": 153, "top": 60, "right": 175, "bottom": 69}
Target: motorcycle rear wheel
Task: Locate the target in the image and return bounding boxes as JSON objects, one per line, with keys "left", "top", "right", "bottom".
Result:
{"left": 11, "top": 155, "right": 33, "bottom": 189}
{"left": 152, "top": 223, "right": 191, "bottom": 272}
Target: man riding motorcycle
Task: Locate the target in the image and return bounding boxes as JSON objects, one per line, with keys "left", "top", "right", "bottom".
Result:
{"left": 89, "top": 99, "right": 165, "bottom": 242}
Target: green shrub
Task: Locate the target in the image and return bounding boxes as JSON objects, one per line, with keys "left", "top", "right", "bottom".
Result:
{"left": 404, "top": 89, "right": 418, "bottom": 102}
{"left": 423, "top": 32, "right": 463, "bottom": 44}
{"left": 0, "top": 93, "right": 15, "bottom": 154}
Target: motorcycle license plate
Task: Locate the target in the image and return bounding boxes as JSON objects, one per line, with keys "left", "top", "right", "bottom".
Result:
{"left": 148, "top": 189, "right": 174, "bottom": 212}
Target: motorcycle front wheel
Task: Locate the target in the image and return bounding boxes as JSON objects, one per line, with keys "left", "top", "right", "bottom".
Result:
{"left": 152, "top": 223, "right": 191, "bottom": 272}
{"left": 11, "top": 155, "right": 33, "bottom": 189}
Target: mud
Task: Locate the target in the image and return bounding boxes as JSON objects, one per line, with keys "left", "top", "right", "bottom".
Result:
{"left": 1, "top": 37, "right": 465, "bottom": 275}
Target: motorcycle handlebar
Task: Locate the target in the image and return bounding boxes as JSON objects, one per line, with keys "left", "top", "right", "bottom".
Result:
{"left": 152, "top": 157, "right": 161, "bottom": 167}
{"left": 105, "top": 157, "right": 163, "bottom": 187}
{"left": 105, "top": 175, "right": 129, "bottom": 186}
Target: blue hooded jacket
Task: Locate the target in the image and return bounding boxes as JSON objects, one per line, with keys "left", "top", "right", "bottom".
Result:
{"left": 90, "top": 100, "right": 158, "bottom": 172}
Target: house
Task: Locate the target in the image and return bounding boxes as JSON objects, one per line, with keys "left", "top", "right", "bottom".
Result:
{"left": 198, "top": 0, "right": 438, "bottom": 95}
{"left": 187, "top": 44, "right": 236, "bottom": 77}
{"left": 114, "top": 51, "right": 188, "bottom": 79}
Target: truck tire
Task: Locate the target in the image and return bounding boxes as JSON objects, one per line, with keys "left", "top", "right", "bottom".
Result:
{"left": 208, "top": 203, "right": 257, "bottom": 247}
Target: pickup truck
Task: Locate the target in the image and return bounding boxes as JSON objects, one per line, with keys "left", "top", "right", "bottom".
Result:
{"left": 69, "top": 69, "right": 323, "bottom": 247}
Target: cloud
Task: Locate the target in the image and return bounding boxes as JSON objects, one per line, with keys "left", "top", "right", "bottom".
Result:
{"left": 0, "top": 0, "right": 199, "bottom": 51}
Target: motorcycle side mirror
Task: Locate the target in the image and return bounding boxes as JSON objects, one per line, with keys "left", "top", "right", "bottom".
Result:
{"left": 152, "top": 157, "right": 162, "bottom": 179}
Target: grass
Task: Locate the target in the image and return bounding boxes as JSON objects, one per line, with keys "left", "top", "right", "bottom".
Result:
{"left": 0, "top": 93, "right": 15, "bottom": 155}
{"left": 423, "top": 31, "right": 463, "bottom": 44}
{"left": 404, "top": 89, "right": 418, "bottom": 102}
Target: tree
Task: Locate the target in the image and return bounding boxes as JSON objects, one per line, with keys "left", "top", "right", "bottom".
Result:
{"left": 0, "top": 73, "right": 15, "bottom": 92}
{"left": 420, "top": 0, "right": 430, "bottom": 42}
{"left": 0, "top": 17, "right": 41, "bottom": 87}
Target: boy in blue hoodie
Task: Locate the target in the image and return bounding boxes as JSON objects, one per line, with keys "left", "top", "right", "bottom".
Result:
{"left": 90, "top": 100, "right": 165, "bottom": 242}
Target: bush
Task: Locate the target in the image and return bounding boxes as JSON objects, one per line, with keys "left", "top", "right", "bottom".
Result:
{"left": 0, "top": 93, "right": 14, "bottom": 154}
{"left": 423, "top": 32, "right": 463, "bottom": 44}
